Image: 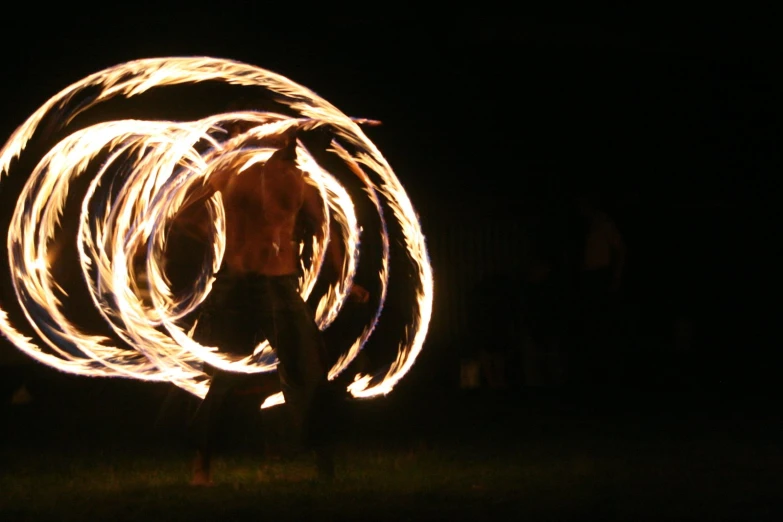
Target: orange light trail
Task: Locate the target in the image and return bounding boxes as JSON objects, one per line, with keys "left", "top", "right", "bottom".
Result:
{"left": 0, "top": 57, "right": 433, "bottom": 407}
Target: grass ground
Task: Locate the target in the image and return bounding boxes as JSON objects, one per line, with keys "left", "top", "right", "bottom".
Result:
{"left": 1, "top": 366, "right": 781, "bottom": 521}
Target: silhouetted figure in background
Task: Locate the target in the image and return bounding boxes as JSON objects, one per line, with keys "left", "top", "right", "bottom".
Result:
{"left": 572, "top": 194, "right": 626, "bottom": 389}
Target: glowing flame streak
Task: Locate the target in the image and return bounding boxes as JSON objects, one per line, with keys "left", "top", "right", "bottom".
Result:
{"left": 325, "top": 141, "right": 390, "bottom": 381}
{"left": 347, "top": 150, "right": 433, "bottom": 397}
{"left": 11, "top": 123, "right": 162, "bottom": 378}
{"left": 0, "top": 57, "right": 433, "bottom": 406}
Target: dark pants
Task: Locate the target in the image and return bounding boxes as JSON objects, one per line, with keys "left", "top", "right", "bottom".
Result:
{"left": 188, "top": 271, "right": 334, "bottom": 461}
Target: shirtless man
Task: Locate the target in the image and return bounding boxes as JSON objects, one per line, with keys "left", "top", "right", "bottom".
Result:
{"left": 181, "top": 127, "right": 361, "bottom": 485}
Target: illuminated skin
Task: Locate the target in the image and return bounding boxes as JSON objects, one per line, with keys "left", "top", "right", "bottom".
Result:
{"left": 0, "top": 57, "right": 432, "bottom": 408}
{"left": 176, "top": 129, "right": 364, "bottom": 287}
{"left": 177, "top": 133, "right": 311, "bottom": 277}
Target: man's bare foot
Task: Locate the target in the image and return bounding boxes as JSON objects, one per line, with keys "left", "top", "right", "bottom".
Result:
{"left": 190, "top": 469, "right": 214, "bottom": 487}
{"left": 191, "top": 450, "right": 213, "bottom": 487}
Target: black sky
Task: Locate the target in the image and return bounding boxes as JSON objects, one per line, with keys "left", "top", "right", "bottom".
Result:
{"left": 0, "top": 12, "right": 779, "bottom": 376}
{"left": 2, "top": 15, "right": 779, "bottom": 202}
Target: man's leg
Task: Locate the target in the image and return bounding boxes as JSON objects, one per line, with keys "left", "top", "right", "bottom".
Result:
{"left": 189, "top": 370, "right": 232, "bottom": 484}
{"left": 189, "top": 369, "right": 259, "bottom": 484}
{"left": 187, "top": 274, "right": 257, "bottom": 485}
{"left": 256, "top": 277, "right": 335, "bottom": 478}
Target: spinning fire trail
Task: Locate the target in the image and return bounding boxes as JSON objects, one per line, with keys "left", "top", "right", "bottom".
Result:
{"left": 0, "top": 57, "right": 433, "bottom": 408}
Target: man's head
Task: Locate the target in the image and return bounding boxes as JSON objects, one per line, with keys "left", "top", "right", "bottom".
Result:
{"left": 275, "top": 130, "right": 298, "bottom": 161}
{"left": 265, "top": 128, "right": 301, "bottom": 173}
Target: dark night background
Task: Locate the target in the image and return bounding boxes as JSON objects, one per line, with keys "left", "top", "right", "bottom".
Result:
{"left": 0, "top": 9, "right": 780, "bottom": 520}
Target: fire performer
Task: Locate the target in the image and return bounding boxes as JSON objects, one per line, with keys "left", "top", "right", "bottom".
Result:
{"left": 177, "top": 127, "right": 366, "bottom": 485}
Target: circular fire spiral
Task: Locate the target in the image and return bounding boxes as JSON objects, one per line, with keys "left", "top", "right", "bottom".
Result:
{"left": 0, "top": 57, "right": 433, "bottom": 408}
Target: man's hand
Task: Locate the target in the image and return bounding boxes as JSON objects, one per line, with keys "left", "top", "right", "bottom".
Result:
{"left": 347, "top": 283, "right": 370, "bottom": 304}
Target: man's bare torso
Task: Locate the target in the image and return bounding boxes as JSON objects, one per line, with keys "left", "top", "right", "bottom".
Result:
{"left": 216, "top": 158, "right": 305, "bottom": 276}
